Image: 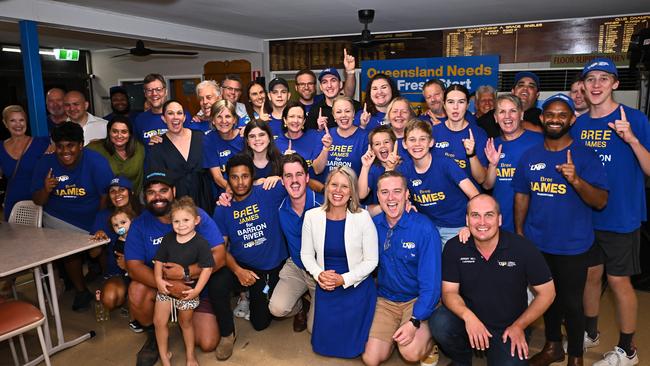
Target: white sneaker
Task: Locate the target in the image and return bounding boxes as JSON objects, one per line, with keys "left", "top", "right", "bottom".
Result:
{"left": 562, "top": 331, "right": 600, "bottom": 353}
{"left": 593, "top": 346, "right": 639, "bottom": 366}
{"left": 233, "top": 297, "right": 250, "bottom": 319}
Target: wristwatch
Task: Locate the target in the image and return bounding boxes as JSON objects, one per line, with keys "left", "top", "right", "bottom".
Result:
{"left": 409, "top": 317, "right": 421, "bottom": 329}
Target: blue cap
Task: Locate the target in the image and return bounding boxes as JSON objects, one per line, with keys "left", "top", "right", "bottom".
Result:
{"left": 581, "top": 57, "right": 618, "bottom": 78}
{"left": 318, "top": 68, "right": 341, "bottom": 82}
{"left": 144, "top": 171, "right": 174, "bottom": 188}
{"left": 513, "top": 71, "right": 540, "bottom": 88}
{"left": 542, "top": 93, "right": 575, "bottom": 113}
{"left": 108, "top": 176, "right": 133, "bottom": 192}
{"left": 268, "top": 77, "right": 289, "bottom": 91}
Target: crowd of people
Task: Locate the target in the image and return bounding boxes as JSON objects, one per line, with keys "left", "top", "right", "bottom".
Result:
{"left": 0, "top": 53, "right": 648, "bottom": 366}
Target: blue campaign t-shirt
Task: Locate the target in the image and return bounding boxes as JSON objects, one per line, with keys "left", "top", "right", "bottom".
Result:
{"left": 275, "top": 130, "right": 325, "bottom": 179}
{"left": 326, "top": 127, "right": 369, "bottom": 178}
{"left": 492, "top": 131, "right": 544, "bottom": 232}
{"left": 571, "top": 104, "right": 650, "bottom": 233}
{"left": 186, "top": 119, "right": 212, "bottom": 134}
{"left": 266, "top": 117, "right": 284, "bottom": 140}
{"left": 213, "top": 184, "right": 288, "bottom": 270}
{"left": 134, "top": 109, "right": 192, "bottom": 145}
{"left": 365, "top": 164, "right": 386, "bottom": 205}
{"left": 353, "top": 110, "right": 387, "bottom": 131}
{"left": 432, "top": 122, "right": 488, "bottom": 186}
{"left": 202, "top": 130, "right": 244, "bottom": 173}
{"left": 30, "top": 149, "right": 113, "bottom": 232}
{"left": 124, "top": 208, "right": 222, "bottom": 266}
{"left": 512, "top": 141, "right": 609, "bottom": 255}
{"left": 399, "top": 155, "right": 472, "bottom": 227}
{"left": 278, "top": 188, "right": 323, "bottom": 270}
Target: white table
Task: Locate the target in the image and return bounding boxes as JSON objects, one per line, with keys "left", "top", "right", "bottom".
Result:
{"left": 0, "top": 223, "right": 109, "bottom": 365}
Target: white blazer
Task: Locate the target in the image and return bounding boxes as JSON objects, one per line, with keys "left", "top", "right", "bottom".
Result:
{"left": 301, "top": 207, "right": 378, "bottom": 289}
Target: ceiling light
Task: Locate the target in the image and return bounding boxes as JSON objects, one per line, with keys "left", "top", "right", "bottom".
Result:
{"left": 2, "top": 47, "right": 56, "bottom": 56}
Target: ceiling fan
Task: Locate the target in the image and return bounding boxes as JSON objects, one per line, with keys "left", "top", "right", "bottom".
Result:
{"left": 111, "top": 40, "right": 198, "bottom": 58}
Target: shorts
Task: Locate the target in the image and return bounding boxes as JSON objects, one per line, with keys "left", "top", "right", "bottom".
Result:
{"left": 155, "top": 292, "right": 199, "bottom": 311}
{"left": 588, "top": 229, "right": 641, "bottom": 276}
{"left": 368, "top": 297, "right": 416, "bottom": 343}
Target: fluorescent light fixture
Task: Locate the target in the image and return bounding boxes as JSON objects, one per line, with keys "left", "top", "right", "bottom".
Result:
{"left": 2, "top": 46, "right": 56, "bottom": 55}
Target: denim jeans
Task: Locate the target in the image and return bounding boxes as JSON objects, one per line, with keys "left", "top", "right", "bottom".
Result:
{"left": 436, "top": 226, "right": 464, "bottom": 248}
{"left": 430, "top": 305, "right": 529, "bottom": 366}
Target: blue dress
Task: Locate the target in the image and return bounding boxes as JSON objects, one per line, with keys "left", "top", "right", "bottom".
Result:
{"left": 0, "top": 136, "right": 50, "bottom": 219}
{"left": 312, "top": 218, "right": 377, "bottom": 358}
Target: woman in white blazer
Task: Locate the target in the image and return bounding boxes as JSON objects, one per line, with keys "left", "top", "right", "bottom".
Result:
{"left": 301, "top": 165, "right": 378, "bottom": 358}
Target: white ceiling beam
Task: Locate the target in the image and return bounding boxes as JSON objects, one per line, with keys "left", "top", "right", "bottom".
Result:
{"left": 0, "top": 0, "right": 263, "bottom": 53}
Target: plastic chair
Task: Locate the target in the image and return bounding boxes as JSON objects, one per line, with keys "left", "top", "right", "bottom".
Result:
{"left": 0, "top": 300, "right": 51, "bottom": 366}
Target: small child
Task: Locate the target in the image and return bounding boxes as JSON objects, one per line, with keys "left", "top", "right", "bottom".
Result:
{"left": 109, "top": 207, "right": 136, "bottom": 263}
{"left": 153, "top": 197, "right": 214, "bottom": 366}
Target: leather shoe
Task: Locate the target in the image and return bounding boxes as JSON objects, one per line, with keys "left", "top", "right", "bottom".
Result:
{"left": 529, "top": 341, "right": 565, "bottom": 366}
{"left": 293, "top": 298, "right": 309, "bottom": 332}
{"left": 566, "top": 356, "right": 583, "bottom": 366}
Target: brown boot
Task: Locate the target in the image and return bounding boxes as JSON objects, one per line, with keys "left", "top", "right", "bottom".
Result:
{"left": 529, "top": 341, "right": 565, "bottom": 366}
{"left": 566, "top": 356, "right": 583, "bottom": 366}
{"left": 293, "top": 297, "right": 309, "bottom": 332}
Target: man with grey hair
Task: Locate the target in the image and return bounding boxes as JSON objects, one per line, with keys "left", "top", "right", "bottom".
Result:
{"left": 221, "top": 74, "right": 250, "bottom": 125}
{"left": 190, "top": 79, "right": 222, "bottom": 133}
{"left": 475, "top": 85, "right": 501, "bottom": 138}
{"left": 63, "top": 90, "right": 107, "bottom": 145}
{"left": 46, "top": 87, "right": 68, "bottom": 132}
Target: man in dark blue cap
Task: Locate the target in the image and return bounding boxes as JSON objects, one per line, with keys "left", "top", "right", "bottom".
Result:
{"left": 104, "top": 86, "right": 139, "bottom": 122}
{"left": 511, "top": 71, "right": 542, "bottom": 128}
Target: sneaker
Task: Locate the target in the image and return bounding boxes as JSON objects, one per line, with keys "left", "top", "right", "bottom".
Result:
{"left": 136, "top": 328, "right": 159, "bottom": 366}
{"left": 233, "top": 296, "right": 250, "bottom": 319}
{"left": 593, "top": 346, "right": 639, "bottom": 366}
{"left": 215, "top": 331, "right": 236, "bottom": 361}
{"left": 71, "top": 289, "right": 93, "bottom": 312}
{"left": 129, "top": 320, "right": 144, "bottom": 333}
{"left": 563, "top": 331, "right": 600, "bottom": 353}
{"left": 420, "top": 345, "right": 439, "bottom": 366}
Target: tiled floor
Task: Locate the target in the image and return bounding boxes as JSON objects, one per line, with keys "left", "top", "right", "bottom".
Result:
{"left": 1, "top": 278, "right": 649, "bottom": 366}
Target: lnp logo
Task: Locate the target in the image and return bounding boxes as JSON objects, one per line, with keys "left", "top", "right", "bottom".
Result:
{"left": 57, "top": 175, "right": 69, "bottom": 182}
{"left": 412, "top": 179, "right": 422, "bottom": 187}
{"left": 219, "top": 150, "right": 232, "bottom": 158}
{"left": 530, "top": 163, "right": 546, "bottom": 171}
{"left": 500, "top": 153, "right": 506, "bottom": 159}
{"left": 151, "top": 236, "right": 163, "bottom": 246}
{"left": 402, "top": 241, "right": 415, "bottom": 249}
{"left": 435, "top": 141, "right": 449, "bottom": 148}
{"left": 498, "top": 261, "right": 517, "bottom": 267}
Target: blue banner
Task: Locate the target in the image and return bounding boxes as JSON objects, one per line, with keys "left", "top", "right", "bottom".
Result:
{"left": 360, "top": 55, "right": 499, "bottom": 104}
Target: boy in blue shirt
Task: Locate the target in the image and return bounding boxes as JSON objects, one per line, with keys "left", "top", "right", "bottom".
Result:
{"left": 513, "top": 94, "right": 608, "bottom": 366}
{"left": 362, "top": 171, "right": 441, "bottom": 366}
{"left": 572, "top": 57, "right": 650, "bottom": 366}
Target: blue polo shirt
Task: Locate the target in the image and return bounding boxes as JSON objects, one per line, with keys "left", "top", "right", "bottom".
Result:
{"left": 571, "top": 104, "right": 650, "bottom": 233}
{"left": 432, "top": 122, "right": 488, "bottom": 186}
{"left": 124, "top": 208, "right": 222, "bottom": 266}
{"left": 399, "top": 155, "right": 473, "bottom": 227}
{"left": 134, "top": 109, "right": 192, "bottom": 145}
{"left": 212, "top": 184, "right": 288, "bottom": 270}
{"left": 278, "top": 188, "right": 323, "bottom": 270}
{"left": 326, "top": 127, "right": 369, "bottom": 178}
{"left": 492, "top": 131, "right": 544, "bottom": 232}
{"left": 353, "top": 110, "right": 387, "bottom": 131}
{"left": 512, "top": 141, "right": 609, "bottom": 255}
{"left": 442, "top": 231, "right": 552, "bottom": 330}
{"left": 31, "top": 149, "right": 113, "bottom": 232}
{"left": 374, "top": 211, "right": 442, "bottom": 320}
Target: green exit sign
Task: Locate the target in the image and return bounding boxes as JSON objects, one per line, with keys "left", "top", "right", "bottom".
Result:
{"left": 53, "top": 48, "right": 80, "bottom": 61}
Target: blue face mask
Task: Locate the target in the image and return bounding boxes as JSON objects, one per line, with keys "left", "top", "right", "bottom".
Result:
{"left": 116, "top": 227, "right": 127, "bottom": 236}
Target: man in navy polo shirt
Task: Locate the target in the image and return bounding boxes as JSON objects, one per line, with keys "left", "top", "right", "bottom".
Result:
{"left": 362, "top": 170, "right": 441, "bottom": 366}
{"left": 125, "top": 171, "right": 225, "bottom": 366}
{"left": 210, "top": 153, "right": 288, "bottom": 359}
{"left": 269, "top": 154, "right": 322, "bottom": 333}
{"left": 430, "top": 194, "right": 554, "bottom": 366}
{"left": 513, "top": 94, "right": 609, "bottom": 366}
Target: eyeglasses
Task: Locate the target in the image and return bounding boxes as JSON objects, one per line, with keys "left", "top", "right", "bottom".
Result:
{"left": 296, "top": 82, "right": 316, "bottom": 88}
{"left": 222, "top": 86, "right": 242, "bottom": 93}
{"left": 383, "top": 228, "right": 393, "bottom": 251}
{"left": 144, "top": 87, "right": 165, "bottom": 95}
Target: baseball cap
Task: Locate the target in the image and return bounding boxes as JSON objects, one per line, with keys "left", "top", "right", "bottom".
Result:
{"left": 581, "top": 57, "right": 618, "bottom": 78}
{"left": 144, "top": 171, "right": 174, "bottom": 188}
{"left": 513, "top": 71, "right": 540, "bottom": 88}
{"left": 318, "top": 68, "right": 341, "bottom": 82}
{"left": 109, "top": 86, "right": 128, "bottom": 97}
{"left": 541, "top": 93, "right": 575, "bottom": 114}
{"left": 108, "top": 176, "right": 133, "bottom": 192}
{"left": 268, "top": 77, "right": 289, "bottom": 91}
